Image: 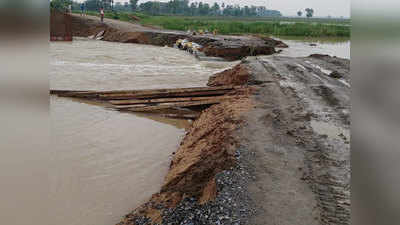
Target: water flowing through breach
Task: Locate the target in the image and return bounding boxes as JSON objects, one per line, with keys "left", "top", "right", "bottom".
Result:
{"left": 47, "top": 38, "right": 237, "bottom": 225}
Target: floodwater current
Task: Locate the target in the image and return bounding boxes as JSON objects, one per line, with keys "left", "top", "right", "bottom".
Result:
{"left": 275, "top": 36, "right": 350, "bottom": 59}
{"left": 49, "top": 38, "right": 237, "bottom": 225}
{"left": 19, "top": 36, "right": 350, "bottom": 225}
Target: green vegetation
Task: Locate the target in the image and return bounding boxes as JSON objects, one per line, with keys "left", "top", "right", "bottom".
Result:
{"left": 50, "top": 0, "right": 72, "bottom": 10}
{"left": 70, "top": 0, "right": 282, "bottom": 18}
{"left": 76, "top": 10, "right": 350, "bottom": 38}
{"left": 143, "top": 16, "right": 349, "bottom": 37}
{"left": 305, "top": 8, "right": 315, "bottom": 18}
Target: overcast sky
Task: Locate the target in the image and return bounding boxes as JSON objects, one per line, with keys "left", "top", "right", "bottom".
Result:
{"left": 82, "top": 0, "right": 351, "bottom": 17}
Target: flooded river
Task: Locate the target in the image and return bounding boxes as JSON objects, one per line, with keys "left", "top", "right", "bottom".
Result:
{"left": 275, "top": 36, "right": 350, "bottom": 59}
{"left": 51, "top": 38, "right": 237, "bottom": 91}
{"left": 49, "top": 38, "right": 236, "bottom": 225}
{"left": 42, "top": 36, "right": 350, "bottom": 225}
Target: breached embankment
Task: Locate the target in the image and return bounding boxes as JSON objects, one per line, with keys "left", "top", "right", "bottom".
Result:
{"left": 117, "top": 54, "right": 350, "bottom": 225}
{"left": 53, "top": 12, "right": 350, "bottom": 224}
{"left": 68, "top": 14, "right": 285, "bottom": 61}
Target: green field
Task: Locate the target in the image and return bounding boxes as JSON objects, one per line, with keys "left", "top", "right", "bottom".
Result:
{"left": 75, "top": 11, "right": 350, "bottom": 38}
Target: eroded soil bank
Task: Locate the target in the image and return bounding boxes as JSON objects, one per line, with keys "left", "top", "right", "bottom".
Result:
{"left": 68, "top": 14, "right": 284, "bottom": 61}
{"left": 118, "top": 54, "right": 350, "bottom": 225}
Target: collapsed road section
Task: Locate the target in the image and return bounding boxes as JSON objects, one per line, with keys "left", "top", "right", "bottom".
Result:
{"left": 51, "top": 11, "right": 349, "bottom": 225}
{"left": 52, "top": 54, "right": 350, "bottom": 225}
{"left": 112, "top": 54, "right": 350, "bottom": 225}
{"left": 66, "top": 14, "right": 286, "bottom": 61}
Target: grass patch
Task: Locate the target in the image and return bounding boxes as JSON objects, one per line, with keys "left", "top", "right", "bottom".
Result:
{"left": 74, "top": 11, "right": 350, "bottom": 37}
{"left": 140, "top": 16, "right": 350, "bottom": 37}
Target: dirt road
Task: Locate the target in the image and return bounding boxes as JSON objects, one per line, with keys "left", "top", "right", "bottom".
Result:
{"left": 240, "top": 55, "right": 350, "bottom": 225}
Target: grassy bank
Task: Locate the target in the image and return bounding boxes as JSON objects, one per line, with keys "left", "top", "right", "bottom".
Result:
{"left": 75, "top": 11, "right": 350, "bottom": 37}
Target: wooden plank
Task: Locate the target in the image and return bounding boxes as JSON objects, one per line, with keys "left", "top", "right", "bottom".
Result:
{"left": 50, "top": 90, "right": 95, "bottom": 95}
{"left": 161, "top": 113, "right": 199, "bottom": 119}
{"left": 84, "top": 85, "right": 234, "bottom": 95}
{"left": 109, "top": 95, "right": 236, "bottom": 105}
{"left": 119, "top": 99, "right": 222, "bottom": 112}
{"left": 50, "top": 86, "right": 236, "bottom": 100}
{"left": 50, "top": 86, "right": 234, "bottom": 97}
{"left": 99, "top": 90, "right": 231, "bottom": 100}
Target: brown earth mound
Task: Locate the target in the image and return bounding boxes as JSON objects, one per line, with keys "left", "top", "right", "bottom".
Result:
{"left": 118, "top": 96, "right": 254, "bottom": 225}
{"left": 202, "top": 43, "right": 276, "bottom": 61}
{"left": 208, "top": 64, "right": 251, "bottom": 86}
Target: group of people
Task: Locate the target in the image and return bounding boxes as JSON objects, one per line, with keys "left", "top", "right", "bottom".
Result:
{"left": 187, "top": 29, "right": 218, "bottom": 36}
{"left": 175, "top": 39, "right": 202, "bottom": 57}
{"left": 79, "top": 3, "right": 104, "bottom": 23}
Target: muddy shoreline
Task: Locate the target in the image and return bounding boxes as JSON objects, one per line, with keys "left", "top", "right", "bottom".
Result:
{"left": 69, "top": 14, "right": 285, "bottom": 61}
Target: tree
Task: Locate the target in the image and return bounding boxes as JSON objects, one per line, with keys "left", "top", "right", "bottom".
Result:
{"left": 297, "top": 10, "right": 302, "bottom": 17}
{"left": 131, "top": 1, "right": 281, "bottom": 18}
{"left": 203, "top": 3, "right": 210, "bottom": 15}
{"left": 243, "top": 6, "right": 250, "bottom": 17}
{"left": 50, "top": 0, "right": 72, "bottom": 10}
{"left": 130, "top": 0, "right": 139, "bottom": 11}
{"left": 305, "top": 8, "right": 314, "bottom": 18}
{"left": 84, "top": 0, "right": 101, "bottom": 11}
{"left": 190, "top": 2, "right": 197, "bottom": 16}
{"left": 211, "top": 2, "right": 220, "bottom": 15}
{"left": 102, "top": 0, "right": 112, "bottom": 10}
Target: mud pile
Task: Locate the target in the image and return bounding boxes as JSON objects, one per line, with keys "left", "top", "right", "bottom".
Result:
{"left": 66, "top": 14, "right": 280, "bottom": 61}
{"left": 118, "top": 97, "right": 254, "bottom": 225}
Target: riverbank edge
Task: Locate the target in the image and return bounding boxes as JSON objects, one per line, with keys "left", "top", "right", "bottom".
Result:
{"left": 68, "top": 13, "right": 286, "bottom": 61}
{"left": 117, "top": 62, "right": 257, "bottom": 225}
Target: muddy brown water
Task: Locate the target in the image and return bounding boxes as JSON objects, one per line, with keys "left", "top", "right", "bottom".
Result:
{"left": 35, "top": 37, "right": 350, "bottom": 225}
{"left": 48, "top": 38, "right": 237, "bottom": 225}
{"left": 275, "top": 36, "right": 350, "bottom": 59}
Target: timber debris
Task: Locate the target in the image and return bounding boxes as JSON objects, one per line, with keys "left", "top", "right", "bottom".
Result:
{"left": 50, "top": 86, "right": 246, "bottom": 119}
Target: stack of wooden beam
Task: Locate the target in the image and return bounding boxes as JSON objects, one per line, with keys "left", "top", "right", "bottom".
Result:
{"left": 51, "top": 86, "right": 242, "bottom": 119}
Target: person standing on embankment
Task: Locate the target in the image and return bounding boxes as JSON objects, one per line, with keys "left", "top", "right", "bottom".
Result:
{"left": 80, "top": 3, "right": 86, "bottom": 16}
{"left": 100, "top": 7, "right": 104, "bottom": 23}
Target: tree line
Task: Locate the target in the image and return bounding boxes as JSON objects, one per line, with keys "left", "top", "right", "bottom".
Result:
{"left": 138, "top": 0, "right": 281, "bottom": 17}
{"left": 51, "top": 0, "right": 282, "bottom": 17}
{"left": 297, "top": 8, "right": 314, "bottom": 18}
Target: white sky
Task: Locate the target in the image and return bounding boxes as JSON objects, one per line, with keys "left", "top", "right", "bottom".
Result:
{"left": 77, "top": 0, "right": 351, "bottom": 17}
